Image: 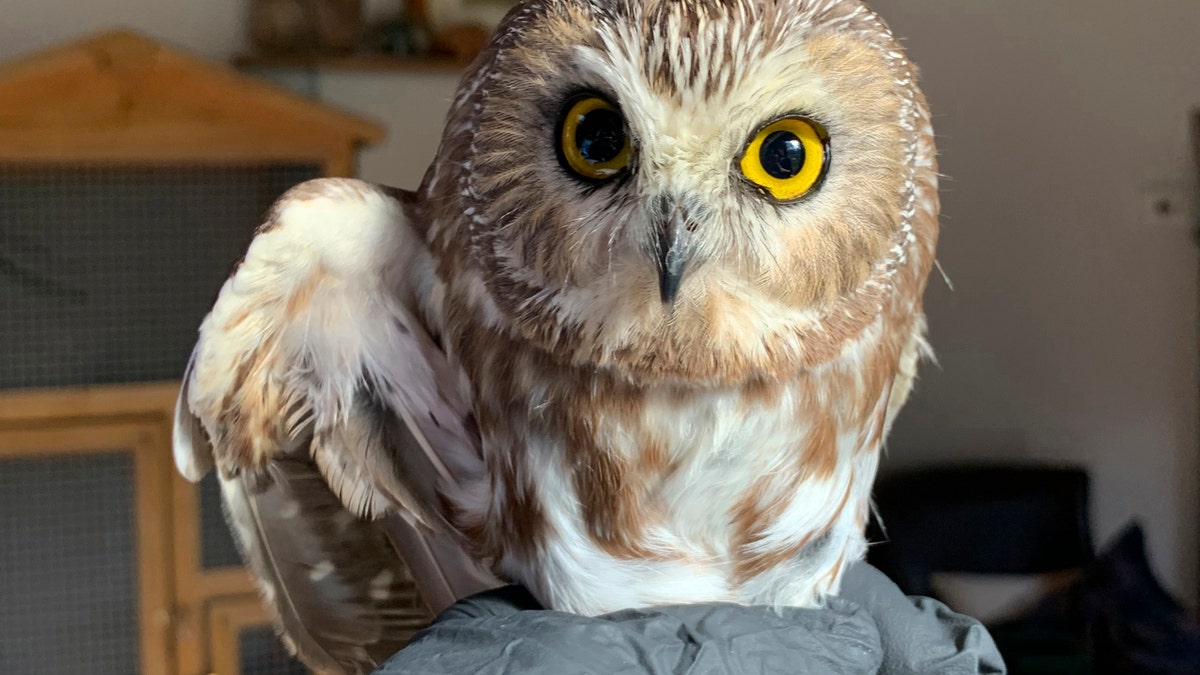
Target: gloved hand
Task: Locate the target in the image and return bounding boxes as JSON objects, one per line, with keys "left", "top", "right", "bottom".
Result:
{"left": 374, "top": 562, "right": 1007, "bottom": 674}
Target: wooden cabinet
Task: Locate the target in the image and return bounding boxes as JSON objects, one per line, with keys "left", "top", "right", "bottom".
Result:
{"left": 0, "top": 411, "right": 174, "bottom": 675}
{"left": 0, "top": 30, "right": 383, "bottom": 674}
{"left": 0, "top": 385, "right": 314, "bottom": 675}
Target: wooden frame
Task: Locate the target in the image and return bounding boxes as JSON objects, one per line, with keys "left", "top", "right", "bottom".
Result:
{"left": 206, "top": 595, "right": 286, "bottom": 675}
{"left": 0, "top": 416, "right": 175, "bottom": 675}
{"left": 171, "top": 467, "right": 260, "bottom": 675}
{"left": 0, "top": 382, "right": 269, "bottom": 675}
{"left": 0, "top": 381, "right": 179, "bottom": 429}
{"left": 0, "top": 31, "right": 384, "bottom": 674}
{"left": 0, "top": 30, "right": 384, "bottom": 169}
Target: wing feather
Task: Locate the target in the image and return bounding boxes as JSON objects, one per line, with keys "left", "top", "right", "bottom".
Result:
{"left": 172, "top": 178, "right": 499, "bottom": 673}
{"left": 172, "top": 352, "right": 212, "bottom": 482}
{"left": 380, "top": 513, "right": 502, "bottom": 617}
{"left": 220, "top": 450, "right": 425, "bottom": 674}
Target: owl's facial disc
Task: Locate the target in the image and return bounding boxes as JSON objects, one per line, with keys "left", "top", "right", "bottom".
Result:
{"left": 457, "top": 0, "right": 936, "bottom": 382}
{"left": 551, "top": 89, "right": 840, "bottom": 306}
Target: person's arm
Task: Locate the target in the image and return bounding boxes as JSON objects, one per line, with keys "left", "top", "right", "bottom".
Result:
{"left": 374, "top": 563, "right": 1006, "bottom": 674}
{"left": 838, "top": 563, "right": 1007, "bottom": 675}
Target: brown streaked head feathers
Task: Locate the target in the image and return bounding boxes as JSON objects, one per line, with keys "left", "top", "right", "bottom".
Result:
{"left": 423, "top": 0, "right": 936, "bottom": 387}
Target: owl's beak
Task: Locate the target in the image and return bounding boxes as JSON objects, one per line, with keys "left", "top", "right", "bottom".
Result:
{"left": 655, "top": 200, "right": 693, "bottom": 306}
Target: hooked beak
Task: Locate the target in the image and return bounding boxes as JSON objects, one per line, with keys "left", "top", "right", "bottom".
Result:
{"left": 655, "top": 197, "right": 695, "bottom": 306}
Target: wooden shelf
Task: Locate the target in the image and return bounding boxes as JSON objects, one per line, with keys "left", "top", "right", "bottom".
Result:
{"left": 234, "top": 53, "right": 467, "bottom": 74}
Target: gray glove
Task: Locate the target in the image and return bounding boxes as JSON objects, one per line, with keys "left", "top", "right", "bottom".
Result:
{"left": 375, "top": 562, "right": 1006, "bottom": 674}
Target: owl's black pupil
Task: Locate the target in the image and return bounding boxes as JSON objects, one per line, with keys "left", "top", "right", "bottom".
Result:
{"left": 760, "top": 130, "right": 806, "bottom": 179}
{"left": 575, "top": 108, "right": 625, "bottom": 164}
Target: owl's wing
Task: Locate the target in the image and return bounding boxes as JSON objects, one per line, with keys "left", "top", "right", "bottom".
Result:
{"left": 173, "top": 178, "right": 499, "bottom": 674}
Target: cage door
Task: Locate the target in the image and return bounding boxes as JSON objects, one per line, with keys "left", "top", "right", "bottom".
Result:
{"left": 0, "top": 422, "right": 173, "bottom": 675}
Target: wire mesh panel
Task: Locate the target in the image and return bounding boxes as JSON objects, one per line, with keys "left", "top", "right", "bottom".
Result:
{"left": 0, "top": 452, "right": 138, "bottom": 675}
{"left": 0, "top": 163, "right": 320, "bottom": 390}
{"left": 238, "top": 626, "right": 312, "bottom": 675}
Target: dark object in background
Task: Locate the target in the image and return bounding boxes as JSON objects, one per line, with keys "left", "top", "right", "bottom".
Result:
{"left": 1083, "top": 522, "right": 1200, "bottom": 675}
{"left": 374, "top": 19, "right": 433, "bottom": 57}
{"left": 314, "top": 0, "right": 365, "bottom": 52}
{"left": 868, "top": 464, "right": 1200, "bottom": 674}
{"left": 429, "top": 24, "right": 491, "bottom": 62}
{"left": 867, "top": 464, "right": 1094, "bottom": 673}
{"left": 249, "top": 0, "right": 364, "bottom": 54}
{"left": 985, "top": 521, "right": 1200, "bottom": 675}
{"left": 867, "top": 464, "right": 1094, "bottom": 599}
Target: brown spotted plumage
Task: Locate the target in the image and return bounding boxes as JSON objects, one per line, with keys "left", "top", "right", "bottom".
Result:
{"left": 173, "top": 0, "right": 939, "bottom": 671}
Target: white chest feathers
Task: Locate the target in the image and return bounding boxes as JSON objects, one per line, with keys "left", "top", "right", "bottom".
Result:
{"left": 491, "top": 379, "right": 886, "bottom": 615}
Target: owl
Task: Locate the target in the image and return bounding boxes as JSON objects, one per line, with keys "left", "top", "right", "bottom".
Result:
{"left": 173, "top": 0, "right": 939, "bottom": 671}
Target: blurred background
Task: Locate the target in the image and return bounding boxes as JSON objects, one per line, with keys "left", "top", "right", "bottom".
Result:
{"left": 0, "top": 0, "right": 1197, "bottom": 673}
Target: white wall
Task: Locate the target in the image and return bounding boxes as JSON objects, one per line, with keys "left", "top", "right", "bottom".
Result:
{"left": 0, "top": 0, "right": 405, "bottom": 62}
{"left": 0, "top": 0, "right": 248, "bottom": 63}
{"left": 3, "top": 0, "right": 1196, "bottom": 603}
{"left": 322, "top": 72, "right": 461, "bottom": 189}
{"left": 247, "top": 68, "right": 461, "bottom": 190}
{"left": 872, "top": 0, "right": 1200, "bottom": 603}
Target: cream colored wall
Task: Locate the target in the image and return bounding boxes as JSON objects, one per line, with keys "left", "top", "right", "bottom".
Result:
{"left": 0, "top": 0, "right": 248, "bottom": 62}
{"left": 2, "top": 0, "right": 1196, "bottom": 603}
{"left": 0, "top": 0, "right": 408, "bottom": 62}
{"left": 320, "top": 72, "right": 462, "bottom": 189}
{"left": 872, "top": 0, "right": 1200, "bottom": 603}
{"left": 248, "top": 68, "right": 462, "bottom": 189}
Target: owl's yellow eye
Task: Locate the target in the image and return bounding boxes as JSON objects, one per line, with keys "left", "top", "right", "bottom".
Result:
{"left": 557, "top": 95, "right": 632, "bottom": 181}
{"left": 739, "top": 116, "right": 830, "bottom": 202}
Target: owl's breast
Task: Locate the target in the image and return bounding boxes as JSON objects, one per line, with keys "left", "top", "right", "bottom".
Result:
{"left": 448, "top": 308, "right": 899, "bottom": 614}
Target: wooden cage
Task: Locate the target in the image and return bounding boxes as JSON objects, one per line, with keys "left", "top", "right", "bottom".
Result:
{"left": 0, "top": 30, "right": 397, "bottom": 675}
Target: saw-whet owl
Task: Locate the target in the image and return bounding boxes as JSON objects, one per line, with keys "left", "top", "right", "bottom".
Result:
{"left": 173, "top": 0, "right": 939, "bottom": 671}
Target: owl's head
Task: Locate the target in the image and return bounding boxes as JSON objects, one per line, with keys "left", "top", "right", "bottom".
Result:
{"left": 440, "top": 0, "right": 938, "bottom": 385}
